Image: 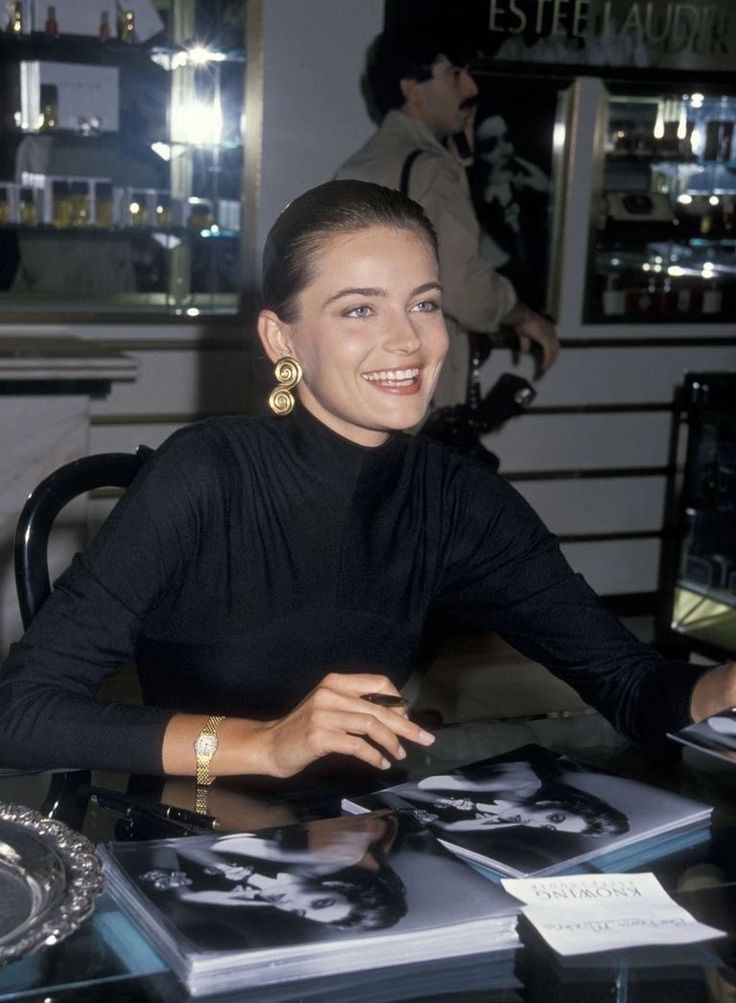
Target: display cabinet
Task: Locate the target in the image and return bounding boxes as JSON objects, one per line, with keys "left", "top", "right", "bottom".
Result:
{"left": 587, "top": 87, "right": 736, "bottom": 324}
{"left": 665, "top": 372, "right": 736, "bottom": 660}
{"left": 0, "top": 0, "right": 246, "bottom": 318}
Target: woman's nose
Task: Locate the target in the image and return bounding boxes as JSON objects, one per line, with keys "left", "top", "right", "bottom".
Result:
{"left": 385, "top": 316, "right": 421, "bottom": 353}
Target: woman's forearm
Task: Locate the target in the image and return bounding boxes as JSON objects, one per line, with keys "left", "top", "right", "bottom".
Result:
{"left": 162, "top": 673, "right": 435, "bottom": 780}
{"left": 162, "top": 714, "right": 272, "bottom": 777}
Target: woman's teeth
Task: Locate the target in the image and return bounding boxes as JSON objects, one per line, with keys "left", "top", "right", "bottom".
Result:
{"left": 361, "top": 368, "right": 419, "bottom": 384}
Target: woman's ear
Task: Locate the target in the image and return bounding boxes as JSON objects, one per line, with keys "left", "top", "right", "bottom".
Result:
{"left": 257, "top": 310, "right": 296, "bottom": 364}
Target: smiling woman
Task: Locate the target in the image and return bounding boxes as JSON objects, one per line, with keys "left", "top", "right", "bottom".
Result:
{"left": 0, "top": 179, "right": 734, "bottom": 787}
{"left": 258, "top": 181, "right": 448, "bottom": 446}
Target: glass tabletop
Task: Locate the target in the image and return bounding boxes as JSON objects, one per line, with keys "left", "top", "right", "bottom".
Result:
{"left": 0, "top": 712, "right": 733, "bottom": 1002}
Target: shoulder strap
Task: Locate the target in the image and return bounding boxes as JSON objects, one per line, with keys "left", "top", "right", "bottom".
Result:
{"left": 399, "top": 150, "right": 423, "bottom": 197}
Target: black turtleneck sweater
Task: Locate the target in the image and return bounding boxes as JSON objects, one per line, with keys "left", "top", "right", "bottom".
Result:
{"left": 0, "top": 408, "right": 707, "bottom": 772}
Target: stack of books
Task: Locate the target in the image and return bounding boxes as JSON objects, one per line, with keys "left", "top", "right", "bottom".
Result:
{"left": 99, "top": 743, "right": 715, "bottom": 995}
{"left": 341, "top": 744, "right": 713, "bottom": 880}
{"left": 99, "top": 808, "right": 520, "bottom": 997}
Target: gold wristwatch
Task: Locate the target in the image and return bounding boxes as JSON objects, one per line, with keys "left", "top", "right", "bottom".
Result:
{"left": 194, "top": 715, "right": 225, "bottom": 814}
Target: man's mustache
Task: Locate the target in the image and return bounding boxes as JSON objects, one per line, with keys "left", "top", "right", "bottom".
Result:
{"left": 460, "top": 96, "right": 479, "bottom": 111}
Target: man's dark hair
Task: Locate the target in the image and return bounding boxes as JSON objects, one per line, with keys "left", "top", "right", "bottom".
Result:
{"left": 364, "top": 19, "right": 477, "bottom": 119}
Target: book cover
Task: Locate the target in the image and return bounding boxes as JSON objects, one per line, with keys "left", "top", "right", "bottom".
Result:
{"left": 669, "top": 707, "right": 736, "bottom": 765}
{"left": 341, "top": 745, "right": 712, "bottom": 880}
{"left": 99, "top": 809, "right": 519, "bottom": 996}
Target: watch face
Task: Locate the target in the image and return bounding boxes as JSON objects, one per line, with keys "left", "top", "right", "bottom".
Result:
{"left": 195, "top": 733, "right": 218, "bottom": 757}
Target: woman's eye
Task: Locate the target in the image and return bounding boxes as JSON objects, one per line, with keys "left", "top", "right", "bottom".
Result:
{"left": 548, "top": 813, "right": 566, "bottom": 824}
{"left": 411, "top": 300, "right": 439, "bottom": 313}
{"left": 345, "top": 305, "right": 372, "bottom": 318}
{"left": 313, "top": 898, "right": 336, "bottom": 910}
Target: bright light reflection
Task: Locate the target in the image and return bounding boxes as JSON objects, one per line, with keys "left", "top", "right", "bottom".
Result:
{"left": 187, "top": 44, "right": 226, "bottom": 64}
{"left": 552, "top": 121, "right": 566, "bottom": 153}
{"left": 678, "top": 194, "right": 693, "bottom": 204}
{"left": 186, "top": 307, "right": 200, "bottom": 316}
{"left": 668, "top": 265, "right": 685, "bottom": 276}
{"left": 151, "top": 142, "right": 171, "bottom": 161}
{"left": 171, "top": 100, "right": 222, "bottom": 144}
{"left": 709, "top": 195, "right": 720, "bottom": 206}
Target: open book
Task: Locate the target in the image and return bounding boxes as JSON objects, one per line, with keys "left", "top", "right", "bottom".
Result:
{"left": 669, "top": 707, "right": 736, "bottom": 765}
{"left": 341, "top": 745, "right": 712, "bottom": 881}
{"left": 99, "top": 809, "right": 520, "bottom": 997}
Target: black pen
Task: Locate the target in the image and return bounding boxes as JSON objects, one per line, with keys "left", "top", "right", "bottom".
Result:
{"left": 361, "top": 693, "right": 408, "bottom": 708}
{"left": 84, "top": 787, "right": 221, "bottom": 832}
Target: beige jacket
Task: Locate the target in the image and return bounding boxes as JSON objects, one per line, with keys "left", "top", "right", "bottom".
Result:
{"left": 336, "top": 111, "right": 517, "bottom": 408}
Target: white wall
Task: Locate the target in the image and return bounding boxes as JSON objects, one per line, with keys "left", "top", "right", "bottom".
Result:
{"left": 257, "top": 0, "right": 383, "bottom": 267}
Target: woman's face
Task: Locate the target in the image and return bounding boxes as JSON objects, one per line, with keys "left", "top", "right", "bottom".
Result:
{"left": 261, "top": 225, "right": 448, "bottom": 446}
{"left": 489, "top": 800, "right": 588, "bottom": 833}
{"left": 251, "top": 872, "right": 353, "bottom": 924}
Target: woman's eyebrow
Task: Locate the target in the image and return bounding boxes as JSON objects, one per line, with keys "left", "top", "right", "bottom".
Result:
{"left": 322, "top": 281, "right": 442, "bottom": 308}
{"left": 323, "top": 287, "right": 386, "bottom": 306}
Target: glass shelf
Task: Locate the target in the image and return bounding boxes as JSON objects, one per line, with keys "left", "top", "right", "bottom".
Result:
{"left": 0, "top": 0, "right": 246, "bottom": 320}
{"left": 585, "top": 87, "right": 736, "bottom": 324}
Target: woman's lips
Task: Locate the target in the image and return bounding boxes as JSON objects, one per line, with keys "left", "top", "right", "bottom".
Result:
{"left": 360, "top": 367, "right": 421, "bottom": 394}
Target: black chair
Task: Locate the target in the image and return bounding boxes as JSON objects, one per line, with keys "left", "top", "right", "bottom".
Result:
{"left": 14, "top": 445, "right": 153, "bottom": 630}
{"left": 11, "top": 445, "right": 153, "bottom": 826}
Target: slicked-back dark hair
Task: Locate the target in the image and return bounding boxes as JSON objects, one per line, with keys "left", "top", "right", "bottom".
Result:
{"left": 261, "top": 179, "right": 438, "bottom": 323}
{"left": 364, "top": 19, "right": 477, "bottom": 119}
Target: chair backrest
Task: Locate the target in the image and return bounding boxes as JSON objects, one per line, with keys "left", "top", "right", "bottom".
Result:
{"left": 14, "top": 445, "right": 153, "bottom": 629}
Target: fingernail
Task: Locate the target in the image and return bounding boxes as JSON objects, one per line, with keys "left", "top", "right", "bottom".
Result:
{"left": 396, "top": 745, "right": 406, "bottom": 760}
{"left": 380, "top": 758, "right": 391, "bottom": 769}
{"left": 419, "top": 730, "right": 435, "bottom": 745}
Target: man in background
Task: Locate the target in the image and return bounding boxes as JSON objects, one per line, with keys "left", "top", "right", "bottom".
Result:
{"left": 336, "top": 20, "right": 559, "bottom": 410}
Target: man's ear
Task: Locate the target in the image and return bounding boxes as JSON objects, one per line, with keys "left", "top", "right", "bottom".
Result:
{"left": 257, "top": 310, "right": 296, "bottom": 365}
{"left": 400, "top": 76, "right": 422, "bottom": 108}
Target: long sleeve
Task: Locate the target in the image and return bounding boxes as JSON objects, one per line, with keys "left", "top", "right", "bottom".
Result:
{"left": 0, "top": 426, "right": 220, "bottom": 772}
{"left": 433, "top": 461, "right": 710, "bottom": 747}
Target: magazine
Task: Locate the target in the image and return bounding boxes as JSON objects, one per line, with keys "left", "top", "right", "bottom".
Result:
{"left": 99, "top": 809, "right": 520, "bottom": 997}
{"left": 669, "top": 707, "right": 736, "bottom": 765}
{"left": 341, "top": 745, "right": 712, "bottom": 881}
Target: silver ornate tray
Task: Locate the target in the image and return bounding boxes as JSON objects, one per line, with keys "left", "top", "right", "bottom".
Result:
{"left": 0, "top": 801, "right": 104, "bottom": 964}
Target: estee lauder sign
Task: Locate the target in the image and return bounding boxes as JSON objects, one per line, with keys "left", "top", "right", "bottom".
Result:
{"left": 485, "top": 0, "right": 733, "bottom": 70}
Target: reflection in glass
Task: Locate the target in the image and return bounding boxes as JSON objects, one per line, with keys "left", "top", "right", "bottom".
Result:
{"left": 0, "top": 0, "right": 246, "bottom": 316}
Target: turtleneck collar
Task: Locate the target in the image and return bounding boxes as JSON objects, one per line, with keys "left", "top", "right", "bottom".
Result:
{"left": 278, "top": 404, "right": 407, "bottom": 487}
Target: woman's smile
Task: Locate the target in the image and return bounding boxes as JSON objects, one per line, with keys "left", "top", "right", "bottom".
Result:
{"left": 361, "top": 367, "right": 421, "bottom": 392}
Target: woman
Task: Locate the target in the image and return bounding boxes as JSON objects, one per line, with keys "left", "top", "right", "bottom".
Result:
{"left": 138, "top": 813, "right": 407, "bottom": 932}
{"left": 405, "top": 761, "right": 629, "bottom": 837}
{"left": 0, "top": 180, "right": 733, "bottom": 780}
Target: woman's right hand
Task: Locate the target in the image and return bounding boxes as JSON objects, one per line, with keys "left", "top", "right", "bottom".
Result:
{"left": 255, "top": 672, "right": 435, "bottom": 779}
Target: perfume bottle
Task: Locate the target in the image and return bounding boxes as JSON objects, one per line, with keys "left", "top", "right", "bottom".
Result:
{"left": 95, "top": 182, "right": 114, "bottom": 227}
{"left": 9, "top": 2, "right": 23, "bottom": 35}
{"left": 19, "top": 187, "right": 37, "bottom": 225}
{"left": 39, "top": 84, "right": 58, "bottom": 131}
{"left": 45, "top": 5, "right": 58, "bottom": 36}
{"left": 52, "top": 181, "right": 72, "bottom": 228}
{"left": 69, "top": 181, "right": 90, "bottom": 227}
{"left": 119, "top": 9, "right": 135, "bottom": 42}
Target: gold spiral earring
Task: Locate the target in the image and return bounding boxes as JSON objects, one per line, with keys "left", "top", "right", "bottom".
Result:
{"left": 268, "top": 356, "right": 303, "bottom": 415}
